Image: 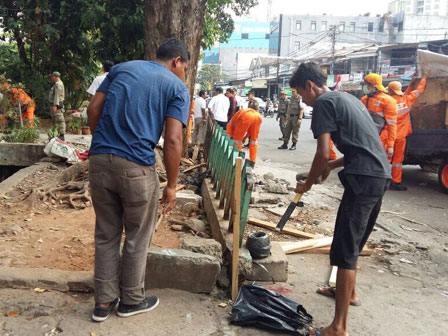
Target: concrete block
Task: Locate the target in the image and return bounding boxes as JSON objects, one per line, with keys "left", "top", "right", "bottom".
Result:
{"left": 0, "top": 143, "right": 46, "bottom": 166}
{"left": 247, "top": 242, "right": 288, "bottom": 282}
{"left": 0, "top": 162, "right": 52, "bottom": 195}
{"left": 146, "top": 248, "right": 220, "bottom": 293}
{"left": 176, "top": 192, "right": 202, "bottom": 207}
{"left": 180, "top": 237, "right": 222, "bottom": 263}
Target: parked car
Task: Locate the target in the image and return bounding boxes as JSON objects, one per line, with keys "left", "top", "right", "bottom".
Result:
{"left": 301, "top": 102, "right": 313, "bottom": 119}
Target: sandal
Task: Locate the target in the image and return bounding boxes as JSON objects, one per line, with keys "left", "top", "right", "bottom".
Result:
{"left": 307, "top": 326, "right": 322, "bottom": 336}
{"left": 316, "top": 286, "right": 362, "bottom": 306}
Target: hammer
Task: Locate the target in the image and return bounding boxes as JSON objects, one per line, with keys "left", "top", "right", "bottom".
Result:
{"left": 276, "top": 173, "right": 321, "bottom": 231}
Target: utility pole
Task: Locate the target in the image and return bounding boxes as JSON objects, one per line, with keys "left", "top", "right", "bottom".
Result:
{"left": 329, "top": 25, "right": 337, "bottom": 75}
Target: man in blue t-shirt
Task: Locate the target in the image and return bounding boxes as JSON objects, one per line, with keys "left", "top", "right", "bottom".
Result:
{"left": 87, "top": 39, "right": 190, "bottom": 322}
{"left": 290, "top": 63, "right": 390, "bottom": 336}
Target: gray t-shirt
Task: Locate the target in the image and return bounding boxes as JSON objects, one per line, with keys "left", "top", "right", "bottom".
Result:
{"left": 311, "top": 91, "right": 391, "bottom": 179}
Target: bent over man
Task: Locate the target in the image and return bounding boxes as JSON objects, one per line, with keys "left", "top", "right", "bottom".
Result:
{"left": 291, "top": 63, "right": 390, "bottom": 336}
{"left": 361, "top": 73, "right": 397, "bottom": 160}
{"left": 87, "top": 39, "right": 190, "bottom": 322}
{"left": 226, "top": 108, "right": 262, "bottom": 162}
{"left": 387, "top": 77, "right": 427, "bottom": 191}
{"left": 5, "top": 84, "right": 35, "bottom": 127}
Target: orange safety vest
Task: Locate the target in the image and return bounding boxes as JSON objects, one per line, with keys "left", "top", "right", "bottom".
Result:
{"left": 390, "top": 78, "right": 426, "bottom": 139}
{"left": 361, "top": 91, "right": 397, "bottom": 148}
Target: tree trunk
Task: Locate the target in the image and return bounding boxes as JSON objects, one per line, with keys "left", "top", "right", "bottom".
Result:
{"left": 144, "top": 0, "right": 207, "bottom": 96}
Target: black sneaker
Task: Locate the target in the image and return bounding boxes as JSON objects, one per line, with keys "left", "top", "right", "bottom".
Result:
{"left": 278, "top": 143, "right": 288, "bottom": 149}
{"left": 289, "top": 143, "right": 297, "bottom": 150}
{"left": 389, "top": 182, "right": 408, "bottom": 191}
{"left": 92, "top": 298, "right": 119, "bottom": 322}
{"left": 117, "top": 296, "right": 160, "bottom": 318}
{"left": 58, "top": 134, "right": 65, "bottom": 141}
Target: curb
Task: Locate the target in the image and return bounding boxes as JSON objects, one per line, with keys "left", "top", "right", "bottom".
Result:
{"left": 0, "top": 267, "right": 93, "bottom": 293}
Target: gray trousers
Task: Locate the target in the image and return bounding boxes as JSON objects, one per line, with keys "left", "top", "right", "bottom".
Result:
{"left": 192, "top": 117, "right": 206, "bottom": 144}
{"left": 89, "top": 154, "right": 159, "bottom": 305}
{"left": 284, "top": 116, "right": 300, "bottom": 144}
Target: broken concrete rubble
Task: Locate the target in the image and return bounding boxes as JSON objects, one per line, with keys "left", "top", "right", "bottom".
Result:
{"left": 180, "top": 237, "right": 222, "bottom": 263}
{"left": 176, "top": 192, "right": 203, "bottom": 207}
{"left": 185, "top": 218, "right": 208, "bottom": 233}
{"left": 263, "top": 180, "right": 289, "bottom": 194}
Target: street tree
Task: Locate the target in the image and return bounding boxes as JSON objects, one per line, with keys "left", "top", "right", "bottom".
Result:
{"left": 197, "top": 64, "right": 222, "bottom": 91}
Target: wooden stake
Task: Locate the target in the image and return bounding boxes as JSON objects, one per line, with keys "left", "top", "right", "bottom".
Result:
{"left": 192, "top": 144, "right": 200, "bottom": 162}
{"left": 231, "top": 157, "right": 243, "bottom": 302}
{"left": 280, "top": 237, "right": 333, "bottom": 254}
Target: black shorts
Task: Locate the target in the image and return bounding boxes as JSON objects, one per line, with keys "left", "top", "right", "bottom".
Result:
{"left": 330, "top": 171, "right": 389, "bottom": 270}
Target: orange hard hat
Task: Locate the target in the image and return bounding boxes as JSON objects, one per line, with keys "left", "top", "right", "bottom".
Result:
{"left": 364, "top": 73, "right": 386, "bottom": 92}
{"left": 387, "top": 81, "right": 403, "bottom": 96}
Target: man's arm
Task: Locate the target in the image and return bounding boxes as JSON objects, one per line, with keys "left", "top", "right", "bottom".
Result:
{"left": 161, "top": 117, "right": 183, "bottom": 214}
{"left": 384, "top": 96, "right": 398, "bottom": 158}
{"left": 87, "top": 92, "right": 106, "bottom": 132}
{"left": 295, "top": 133, "right": 331, "bottom": 193}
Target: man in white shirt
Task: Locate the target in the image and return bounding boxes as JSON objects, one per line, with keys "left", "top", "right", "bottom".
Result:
{"left": 208, "top": 87, "right": 230, "bottom": 129}
{"left": 87, "top": 61, "right": 114, "bottom": 100}
{"left": 192, "top": 90, "right": 208, "bottom": 145}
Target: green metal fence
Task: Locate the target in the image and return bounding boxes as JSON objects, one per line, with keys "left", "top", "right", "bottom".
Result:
{"left": 204, "top": 119, "right": 255, "bottom": 246}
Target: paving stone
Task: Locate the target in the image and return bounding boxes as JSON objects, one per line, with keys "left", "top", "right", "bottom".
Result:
{"left": 247, "top": 242, "right": 288, "bottom": 282}
{"left": 176, "top": 192, "right": 202, "bottom": 207}
{"left": 146, "top": 248, "right": 220, "bottom": 293}
{"left": 185, "top": 218, "right": 208, "bottom": 233}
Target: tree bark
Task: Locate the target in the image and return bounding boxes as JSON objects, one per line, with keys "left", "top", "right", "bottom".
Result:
{"left": 144, "top": 0, "right": 207, "bottom": 96}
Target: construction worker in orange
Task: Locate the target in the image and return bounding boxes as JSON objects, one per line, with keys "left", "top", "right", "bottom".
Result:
{"left": 361, "top": 73, "right": 397, "bottom": 161}
{"left": 5, "top": 83, "right": 35, "bottom": 127}
{"left": 226, "top": 107, "right": 262, "bottom": 162}
{"left": 386, "top": 76, "right": 427, "bottom": 191}
{"left": 329, "top": 140, "right": 337, "bottom": 160}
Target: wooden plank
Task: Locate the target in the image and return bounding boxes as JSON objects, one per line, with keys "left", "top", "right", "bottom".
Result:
{"left": 181, "top": 158, "right": 194, "bottom": 165}
{"left": 329, "top": 266, "right": 337, "bottom": 287}
{"left": 280, "top": 237, "right": 333, "bottom": 254}
{"left": 182, "top": 162, "right": 206, "bottom": 173}
{"left": 155, "top": 214, "right": 165, "bottom": 232}
{"left": 248, "top": 218, "right": 319, "bottom": 239}
{"left": 158, "top": 184, "right": 186, "bottom": 200}
{"left": 231, "top": 158, "right": 243, "bottom": 302}
{"left": 299, "top": 246, "right": 373, "bottom": 256}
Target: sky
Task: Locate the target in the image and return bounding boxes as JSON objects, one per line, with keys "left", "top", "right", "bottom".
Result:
{"left": 237, "top": 0, "right": 392, "bottom": 21}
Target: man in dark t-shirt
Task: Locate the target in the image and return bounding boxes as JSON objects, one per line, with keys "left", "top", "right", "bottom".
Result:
{"left": 290, "top": 63, "right": 390, "bottom": 336}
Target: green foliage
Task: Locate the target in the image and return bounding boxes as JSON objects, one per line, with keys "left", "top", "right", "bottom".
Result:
{"left": 2, "top": 121, "right": 40, "bottom": 143}
{"left": 67, "top": 117, "right": 81, "bottom": 132}
{"left": 47, "top": 124, "right": 59, "bottom": 140}
{"left": 197, "top": 64, "right": 223, "bottom": 91}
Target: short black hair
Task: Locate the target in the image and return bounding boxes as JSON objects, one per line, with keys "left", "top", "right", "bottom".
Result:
{"left": 226, "top": 88, "right": 234, "bottom": 94}
{"left": 248, "top": 90, "right": 255, "bottom": 95}
{"left": 103, "top": 61, "right": 114, "bottom": 72}
{"left": 290, "top": 62, "right": 327, "bottom": 89}
{"left": 215, "top": 87, "right": 223, "bottom": 93}
{"left": 198, "top": 90, "right": 206, "bottom": 97}
{"left": 156, "top": 38, "right": 190, "bottom": 62}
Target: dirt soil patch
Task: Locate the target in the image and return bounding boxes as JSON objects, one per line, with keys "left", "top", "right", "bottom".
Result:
{"left": 0, "top": 163, "right": 207, "bottom": 272}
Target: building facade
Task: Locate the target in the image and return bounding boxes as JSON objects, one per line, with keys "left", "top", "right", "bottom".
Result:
{"left": 389, "top": 0, "right": 448, "bottom": 16}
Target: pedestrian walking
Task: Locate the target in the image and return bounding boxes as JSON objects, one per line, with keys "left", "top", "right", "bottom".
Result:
{"left": 49, "top": 71, "right": 65, "bottom": 140}
{"left": 361, "top": 73, "right": 397, "bottom": 161}
{"left": 87, "top": 38, "right": 190, "bottom": 322}
{"left": 276, "top": 90, "right": 289, "bottom": 141}
{"left": 192, "top": 90, "right": 208, "bottom": 145}
{"left": 208, "top": 87, "right": 230, "bottom": 129}
{"left": 290, "top": 63, "right": 390, "bottom": 336}
{"left": 386, "top": 76, "right": 427, "bottom": 191}
{"left": 226, "top": 107, "right": 262, "bottom": 162}
{"left": 87, "top": 61, "right": 114, "bottom": 100}
{"left": 279, "top": 89, "right": 303, "bottom": 150}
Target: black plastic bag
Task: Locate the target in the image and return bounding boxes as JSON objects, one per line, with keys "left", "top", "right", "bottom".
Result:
{"left": 230, "top": 283, "right": 313, "bottom": 335}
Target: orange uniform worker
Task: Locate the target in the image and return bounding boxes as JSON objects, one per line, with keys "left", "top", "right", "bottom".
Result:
{"left": 226, "top": 108, "right": 262, "bottom": 162}
{"left": 386, "top": 77, "right": 427, "bottom": 191}
{"left": 329, "top": 140, "right": 337, "bottom": 160}
{"left": 186, "top": 99, "right": 194, "bottom": 142}
{"left": 6, "top": 85, "right": 35, "bottom": 127}
{"left": 361, "top": 73, "right": 397, "bottom": 160}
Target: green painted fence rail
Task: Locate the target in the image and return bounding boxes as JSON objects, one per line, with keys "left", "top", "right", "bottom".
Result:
{"left": 204, "top": 119, "right": 255, "bottom": 247}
